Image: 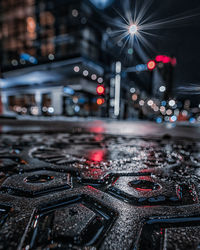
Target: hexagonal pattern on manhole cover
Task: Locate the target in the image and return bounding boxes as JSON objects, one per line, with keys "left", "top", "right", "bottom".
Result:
{"left": 23, "top": 195, "right": 117, "bottom": 249}
{"left": 0, "top": 129, "right": 199, "bottom": 249}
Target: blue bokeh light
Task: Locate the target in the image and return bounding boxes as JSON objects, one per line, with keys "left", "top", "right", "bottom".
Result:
{"left": 20, "top": 53, "right": 38, "bottom": 64}
{"left": 189, "top": 117, "right": 196, "bottom": 123}
{"left": 171, "top": 115, "right": 177, "bottom": 122}
{"left": 161, "top": 101, "right": 167, "bottom": 106}
{"left": 63, "top": 87, "right": 75, "bottom": 95}
{"left": 156, "top": 117, "right": 162, "bottom": 123}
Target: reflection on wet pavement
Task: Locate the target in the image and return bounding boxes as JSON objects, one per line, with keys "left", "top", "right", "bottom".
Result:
{"left": 0, "top": 126, "right": 199, "bottom": 249}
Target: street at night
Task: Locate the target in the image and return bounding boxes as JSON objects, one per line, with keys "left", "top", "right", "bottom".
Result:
{"left": 1, "top": 0, "right": 200, "bottom": 249}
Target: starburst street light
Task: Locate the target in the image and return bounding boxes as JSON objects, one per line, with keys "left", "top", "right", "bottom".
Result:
{"left": 106, "top": 0, "right": 200, "bottom": 55}
{"left": 128, "top": 24, "right": 138, "bottom": 35}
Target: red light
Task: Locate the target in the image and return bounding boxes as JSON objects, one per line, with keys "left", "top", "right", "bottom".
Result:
{"left": 155, "top": 55, "right": 176, "bottom": 65}
{"left": 171, "top": 57, "right": 177, "bottom": 66}
{"left": 89, "top": 125, "right": 105, "bottom": 133}
{"left": 97, "top": 98, "right": 104, "bottom": 105}
{"left": 96, "top": 85, "right": 105, "bottom": 95}
{"left": 88, "top": 150, "right": 105, "bottom": 162}
{"left": 155, "top": 55, "right": 164, "bottom": 62}
{"left": 147, "top": 60, "right": 156, "bottom": 70}
{"left": 162, "top": 56, "right": 171, "bottom": 64}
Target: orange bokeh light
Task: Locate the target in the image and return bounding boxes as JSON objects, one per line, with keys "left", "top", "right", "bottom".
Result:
{"left": 27, "top": 17, "right": 36, "bottom": 33}
{"left": 97, "top": 98, "right": 104, "bottom": 105}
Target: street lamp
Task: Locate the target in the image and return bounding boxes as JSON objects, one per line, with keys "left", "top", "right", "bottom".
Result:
{"left": 128, "top": 24, "right": 138, "bottom": 35}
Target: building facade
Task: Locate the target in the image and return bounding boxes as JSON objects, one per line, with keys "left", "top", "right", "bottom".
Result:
{"left": 0, "top": 0, "right": 115, "bottom": 117}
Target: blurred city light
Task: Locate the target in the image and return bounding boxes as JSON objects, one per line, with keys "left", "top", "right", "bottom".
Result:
{"left": 91, "top": 74, "right": 97, "bottom": 80}
{"left": 64, "top": 87, "right": 75, "bottom": 95}
{"left": 156, "top": 117, "right": 163, "bottom": 123}
{"left": 160, "top": 106, "right": 166, "bottom": 113}
{"left": 97, "top": 77, "right": 103, "bottom": 83}
{"left": 128, "top": 24, "right": 138, "bottom": 35}
{"left": 73, "top": 96, "right": 79, "bottom": 104}
{"left": 155, "top": 55, "right": 165, "bottom": 62}
{"left": 161, "top": 101, "right": 167, "bottom": 106}
{"left": 30, "top": 106, "right": 39, "bottom": 116}
{"left": 74, "top": 105, "right": 80, "bottom": 112}
{"left": 72, "top": 9, "right": 79, "bottom": 17}
{"left": 48, "top": 54, "right": 55, "bottom": 60}
{"left": 128, "top": 48, "right": 133, "bottom": 55}
{"left": 48, "top": 107, "right": 54, "bottom": 113}
{"left": 166, "top": 109, "right": 172, "bottom": 115}
{"left": 189, "top": 117, "right": 196, "bottom": 123}
{"left": 169, "top": 100, "right": 176, "bottom": 107}
{"left": 159, "top": 86, "right": 166, "bottom": 92}
{"left": 153, "top": 106, "right": 159, "bottom": 112}
{"left": 96, "top": 85, "right": 105, "bottom": 95}
{"left": 97, "top": 98, "right": 105, "bottom": 105}
{"left": 20, "top": 53, "right": 38, "bottom": 64}
{"left": 170, "top": 115, "right": 177, "bottom": 122}
{"left": 147, "top": 60, "right": 156, "bottom": 70}
{"left": 182, "top": 110, "right": 188, "bottom": 116}
{"left": 132, "top": 94, "right": 138, "bottom": 101}
{"left": 136, "top": 64, "right": 147, "bottom": 72}
{"left": 74, "top": 66, "right": 80, "bottom": 72}
{"left": 115, "top": 61, "right": 122, "bottom": 73}
{"left": 155, "top": 55, "right": 177, "bottom": 66}
{"left": 139, "top": 100, "right": 145, "bottom": 106}
{"left": 130, "top": 88, "right": 136, "bottom": 93}
{"left": 83, "top": 70, "right": 89, "bottom": 76}
{"left": 114, "top": 61, "right": 121, "bottom": 116}
{"left": 147, "top": 100, "right": 153, "bottom": 106}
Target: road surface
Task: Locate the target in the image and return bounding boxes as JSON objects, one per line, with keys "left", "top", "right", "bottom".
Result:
{"left": 0, "top": 119, "right": 199, "bottom": 249}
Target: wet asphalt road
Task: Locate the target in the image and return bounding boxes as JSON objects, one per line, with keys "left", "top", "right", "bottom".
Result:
{"left": 0, "top": 118, "right": 200, "bottom": 139}
{"left": 0, "top": 119, "right": 200, "bottom": 249}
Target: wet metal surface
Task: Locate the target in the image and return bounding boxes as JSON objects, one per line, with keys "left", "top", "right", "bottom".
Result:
{"left": 0, "top": 120, "right": 200, "bottom": 249}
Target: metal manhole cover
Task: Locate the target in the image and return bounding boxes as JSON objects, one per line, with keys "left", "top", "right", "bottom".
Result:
{"left": 0, "top": 128, "right": 199, "bottom": 249}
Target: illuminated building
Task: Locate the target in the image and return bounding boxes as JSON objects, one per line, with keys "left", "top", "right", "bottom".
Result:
{"left": 0, "top": 0, "right": 111, "bottom": 116}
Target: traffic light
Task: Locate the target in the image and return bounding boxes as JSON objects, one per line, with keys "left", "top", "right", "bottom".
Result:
{"left": 147, "top": 60, "right": 156, "bottom": 70}
{"left": 96, "top": 85, "right": 105, "bottom": 95}
{"left": 96, "top": 85, "right": 105, "bottom": 106}
{"left": 96, "top": 98, "right": 105, "bottom": 105}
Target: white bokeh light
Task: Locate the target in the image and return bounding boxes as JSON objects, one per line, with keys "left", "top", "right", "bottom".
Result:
{"left": 129, "top": 24, "right": 138, "bottom": 35}
{"left": 159, "top": 86, "right": 166, "bottom": 92}
{"left": 169, "top": 100, "right": 176, "bottom": 107}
